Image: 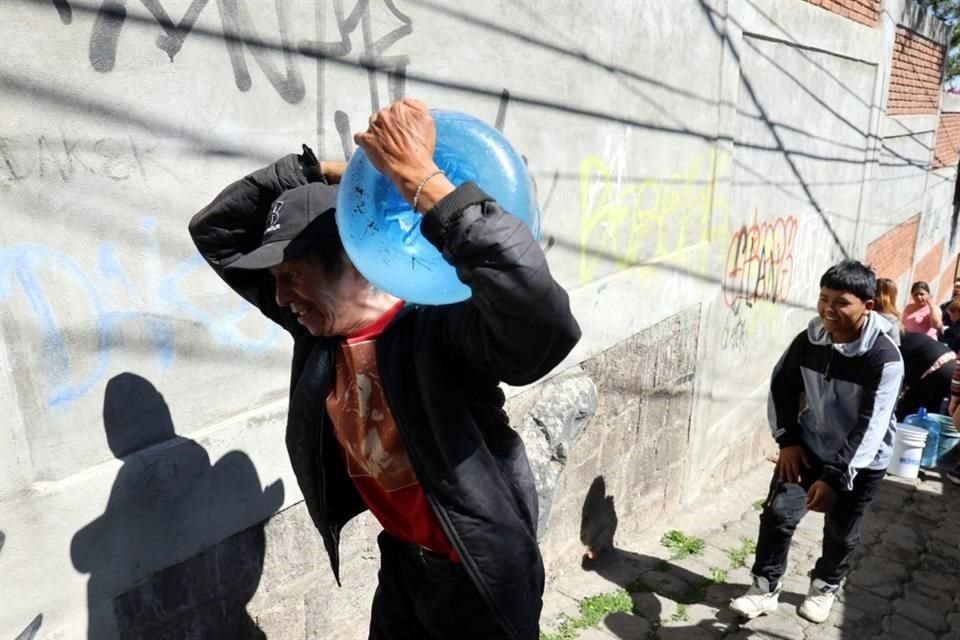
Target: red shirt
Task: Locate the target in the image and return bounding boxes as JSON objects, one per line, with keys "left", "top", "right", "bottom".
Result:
{"left": 325, "top": 301, "right": 457, "bottom": 560}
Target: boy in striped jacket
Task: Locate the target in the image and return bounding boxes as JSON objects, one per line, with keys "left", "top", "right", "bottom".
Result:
{"left": 730, "top": 261, "right": 903, "bottom": 623}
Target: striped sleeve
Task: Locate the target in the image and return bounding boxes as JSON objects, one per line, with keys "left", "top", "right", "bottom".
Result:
{"left": 768, "top": 332, "right": 807, "bottom": 448}
{"left": 820, "top": 350, "right": 903, "bottom": 491}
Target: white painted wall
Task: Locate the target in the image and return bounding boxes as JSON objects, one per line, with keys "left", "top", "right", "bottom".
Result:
{"left": 0, "top": 0, "right": 954, "bottom": 637}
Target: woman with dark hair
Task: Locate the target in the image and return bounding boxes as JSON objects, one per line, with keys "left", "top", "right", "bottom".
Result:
{"left": 902, "top": 281, "right": 943, "bottom": 339}
{"left": 942, "top": 298, "right": 960, "bottom": 354}
{"left": 874, "top": 277, "right": 903, "bottom": 346}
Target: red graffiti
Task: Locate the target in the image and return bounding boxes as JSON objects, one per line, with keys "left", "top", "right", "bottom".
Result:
{"left": 723, "top": 213, "right": 798, "bottom": 309}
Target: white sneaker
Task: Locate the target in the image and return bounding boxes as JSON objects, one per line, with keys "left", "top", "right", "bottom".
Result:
{"left": 798, "top": 578, "right": 838, "bottom": 623}
{"left": 729, "top": 577, "right": 781, "bottom": 619}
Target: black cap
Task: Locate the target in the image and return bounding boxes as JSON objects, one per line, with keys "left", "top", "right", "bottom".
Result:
{"left": 228, "top": 182, "right": 339, "bottom": 271}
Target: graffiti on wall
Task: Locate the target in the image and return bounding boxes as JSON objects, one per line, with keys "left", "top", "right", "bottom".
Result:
{"left": 54, "top": 0, "right": 413, "bottom": 108}
{"left": 0, "top": 133, "right": 172, "bottom": 183}
{"left": 721, "top": 213, "right": 798, "bottom": 310}
{"left": 0, "top": 218, "right": 280, "bottom": 408}
{"left": 578, "top": 148, "right": 730, "bottom": 284}
{"left": 718, "top": 213, "right": 807, "bottom": 352}
{"left": 719, "top": 300, "right": 784, "bottom": 352}
{"left": 8, "top": 2, "right": 526, "bottom": 412}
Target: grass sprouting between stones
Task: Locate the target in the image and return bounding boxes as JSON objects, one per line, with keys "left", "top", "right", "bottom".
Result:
{"left": 709, "top": 566, "right": 728, "bottom": 584}
{"left": 540, "top": 554, "right": 730, "bottom": 639}
{"left": 678, "top": 565, "right": 728, "bottom": 605}
{"left": 539, "top": 589, "right": 633, "bottom": 640}
{"left": 670, "top": 603, "right": 689, "bottom": 623}
{"left": 659, "top": 529, "right": 706, "bottom": 559}
{"left": 725, "top": 537, "right": 757, "bottom": 568}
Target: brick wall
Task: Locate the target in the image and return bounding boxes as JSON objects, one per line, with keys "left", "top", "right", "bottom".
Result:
{"left": 932, "top": 113, "right": 960, "bottom": 169}
{"left": 913, "top": 240, "right": 944, "bottom": 289}
{"left": 803, "top": 0, "right": 879, "bottom": 28}
{"left": 938, "top": 253, "right": 959, "bottom": 302}
{"left": 865, "top": 214, "right": 920, "bottom": 279}
{"left": 887, "top": 26, "right": 945, "bottom": 115}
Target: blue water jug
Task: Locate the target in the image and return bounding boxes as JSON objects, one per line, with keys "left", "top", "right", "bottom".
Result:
{"left": 904, "top": 407, "right": 940, "bottom": 468}
{"left": 336, "top": 110, "right": 539, "bottom": 305}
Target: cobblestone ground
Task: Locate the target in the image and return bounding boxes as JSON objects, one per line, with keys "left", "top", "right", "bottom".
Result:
{"left": 541, "top": 463, "right": 960, "bottom": 640}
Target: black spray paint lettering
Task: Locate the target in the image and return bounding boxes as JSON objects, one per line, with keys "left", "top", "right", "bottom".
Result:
{"left": 84, "top": 0, "right": 304, "bottom": 102}
{"left": 494, "top": 89, "right": 558, "bottom": 254}
{"left": 221, "top": 0, "right": 304, "bottom": 101}
{"left": 495, "top": 89, "right": 509, "bottom": 133}
{"left": 69, "top": 0, "right": 414, "bottom": 106}
{"left": 0, "top": 134, "right": 173, "bottom": 183}
{"left": 51, "top": 0, "right": 73, "bottom": 23}
{"left": 334, "top": 110, "right": 354, "bottom": 160}
{"left": 0, "top": 138, "right": 31, "bottom": 181}
{"left": 314, "top": 0, "right": 413, "bottom": 154}
{"left": 302, "top": 0, "right": 412, "bottom": 110}
{"left": 14, "top": 615, "right": 43, "bottom": 640}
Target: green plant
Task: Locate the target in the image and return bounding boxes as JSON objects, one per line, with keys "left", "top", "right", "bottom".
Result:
{"left": 659, "top": 529, "right": 706, "bottom": 559}
{"left": 540, "top": 590, "right": 634, "bottom": 640}
{"left": 709, "top": 566, "right": 728, "bottom": 584}
{"left": 725, "top": 537, "right": 758, "bottom": 568}
{"left": 751, "top": 499, "right": 765, "bottom": 511}
{"left": 671, "top": 603, "right": 689, "bottom": 622}
{"left": 677, "top": 567, "right": 727, "bottom": 605}
{"left": 915, "top": 0, "right": 960, "bottom": 86}
{"left": 540, "top": 615, "right": 577, "bottom": 640}
{"left": 679, "top": 566, "right": 729, "bottom": 604}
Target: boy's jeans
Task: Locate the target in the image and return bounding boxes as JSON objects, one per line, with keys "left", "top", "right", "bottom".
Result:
{"left": 751, "top": 456, "right": 885, "bottom": 589}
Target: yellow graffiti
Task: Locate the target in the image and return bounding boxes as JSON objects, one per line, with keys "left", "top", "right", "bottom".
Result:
{"left": 579, "top": 149, "right": 730, "bottom": 284}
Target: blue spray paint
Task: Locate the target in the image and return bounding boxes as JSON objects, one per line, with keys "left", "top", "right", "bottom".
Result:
{"left": 0, "top": 218, "right": 280, "bottom": 408}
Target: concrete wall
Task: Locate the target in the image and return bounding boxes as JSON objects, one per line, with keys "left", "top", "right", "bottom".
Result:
{"left": 0, "top": 0, "right": 956, "bottom": 637}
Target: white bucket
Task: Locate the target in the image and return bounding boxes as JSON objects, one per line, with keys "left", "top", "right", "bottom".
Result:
{"left": 888, "top": 425, "right": 928, "bottom": 479}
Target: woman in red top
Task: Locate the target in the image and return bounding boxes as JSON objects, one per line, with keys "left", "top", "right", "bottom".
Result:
{"left": 902, "top": 281, "right": 943, "bottom": 339}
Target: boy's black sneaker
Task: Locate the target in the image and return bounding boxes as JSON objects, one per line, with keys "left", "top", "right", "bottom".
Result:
{"left": 947, "top": 464, "right": 960, "bottom": 486}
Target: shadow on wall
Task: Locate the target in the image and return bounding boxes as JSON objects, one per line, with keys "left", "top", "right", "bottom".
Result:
{"left": 577, "top": 476, "right": 796, "bottom": 640}
{"left": 70, "top": 373, "right": 283, "bottom": 639}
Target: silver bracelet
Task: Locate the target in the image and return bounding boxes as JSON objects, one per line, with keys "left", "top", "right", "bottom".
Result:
{"left": 411, "top": 170, "right": 445, "bottom": 213}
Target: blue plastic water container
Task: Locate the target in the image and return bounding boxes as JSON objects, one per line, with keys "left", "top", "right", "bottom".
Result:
{"left": 904, "top": 407, "right": 941, "bottom": 468}
{"left": 928, "top": 413, "right": 959, "bottom": 461}
{"left": 336, "top": 110, "right": 540, "bottom": 305}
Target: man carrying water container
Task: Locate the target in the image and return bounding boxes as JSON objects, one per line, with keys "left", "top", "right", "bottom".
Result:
{"left": 729, "top": 261, "right": 903, "bottom": 623}
{"left": 189, "top": 99, "right": 580, "bottom": 639}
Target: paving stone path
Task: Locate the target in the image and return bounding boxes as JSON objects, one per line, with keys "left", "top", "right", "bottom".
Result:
{"left": 540, "top": 464, "right": 960, "bottom": 640}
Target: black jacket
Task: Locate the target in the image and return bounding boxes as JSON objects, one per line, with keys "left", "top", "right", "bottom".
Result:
{"left": 899, "top": 330, "right": 953, "bottom": 387}
{"left": 189, "top": 152, "right": 581, "bottom": 640}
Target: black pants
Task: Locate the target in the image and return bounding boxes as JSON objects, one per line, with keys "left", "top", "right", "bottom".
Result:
{"left": 368, "top": 532, "right": 508, "bottom": 640}
{"left": 751, "top": 462, "right": 885, "bottom": 589}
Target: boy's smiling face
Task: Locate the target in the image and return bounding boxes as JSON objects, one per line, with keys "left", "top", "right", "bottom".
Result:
{"left": 817, "top": 287, "right": 873, "bottom": 343}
